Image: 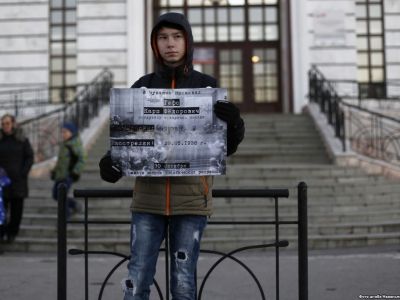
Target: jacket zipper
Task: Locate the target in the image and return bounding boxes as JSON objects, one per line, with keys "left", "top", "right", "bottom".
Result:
{"left": 200, "top": 176, "right": 209, "bottom": 207}
{"left": 171, "top": 76, "right": 176, "bottom": 89}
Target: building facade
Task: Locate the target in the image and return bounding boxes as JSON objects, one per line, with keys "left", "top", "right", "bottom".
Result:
{"left": 1, "top": 0, "right": 399, "bottom": 112}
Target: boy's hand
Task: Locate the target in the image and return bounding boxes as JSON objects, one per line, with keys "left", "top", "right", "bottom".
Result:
{"left": 70, "top": 172, "right": 80, "bottom": 182}
{"left": 99, "top": 151, "right": 122, "bottom": 183}
{"left": 214, "top": 101, "right": 241, "bottom": 127}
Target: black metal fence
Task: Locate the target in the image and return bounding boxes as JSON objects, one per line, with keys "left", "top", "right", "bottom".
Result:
{"left": 308, "top": 66, "right": 400, "bottom": 164}
{"left": 314, "top": 75, "right": 400, "bottom": 103}
{"left": 57, "top": 183, "right": 308, "bottom": 300}
{"left": 15, "top": 70, "right": 113, "bottom": 163}
{"left": 0, "top": 87, "right": 51, "bottom": 118}
{"left": 308, "top": 66, "right": 346, "bottom": 151}
{"left": 345, "top": 103, "right": 400, "bottom": 163}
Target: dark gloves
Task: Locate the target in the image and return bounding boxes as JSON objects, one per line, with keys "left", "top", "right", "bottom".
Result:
{"left": 50, "top": 170, "right": 55, "bottom": 181}
{"left": 214, "top": 101, "right": 245, "bottom": 156}
{"left": 214, "top": 101, "right": 241, "bottom": 127}
{"left": 99, "top": 151, "right": 122, "bottom": 183}
{"left": 70, "top": 172, "right": 80, "bottom": 182}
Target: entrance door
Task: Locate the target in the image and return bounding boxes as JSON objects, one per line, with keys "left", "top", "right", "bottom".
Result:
{"left": 194, "top": 45, "right": 281, "bottom": 113}
{"left": 155, "top": 0, "right": 283, "bottom": 113}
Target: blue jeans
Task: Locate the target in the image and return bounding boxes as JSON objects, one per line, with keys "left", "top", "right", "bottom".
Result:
{"left": 123, "top": 213, "right": 207, "bottom": 300}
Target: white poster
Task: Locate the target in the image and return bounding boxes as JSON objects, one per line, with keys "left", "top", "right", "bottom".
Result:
{"left": 110, "top": 88, "right": 227, "bottom": 177}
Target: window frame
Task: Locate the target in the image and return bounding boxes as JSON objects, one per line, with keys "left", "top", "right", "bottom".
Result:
{"left": 49, "top": 1, "right": 77, "bottom": 103}
{"left": 356, "top": 0, "right": 386, "bottom": 98}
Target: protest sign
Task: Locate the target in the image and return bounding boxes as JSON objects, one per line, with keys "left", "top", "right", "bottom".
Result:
{"left": 110, "top": 88, "right": 227, "bottom": 176}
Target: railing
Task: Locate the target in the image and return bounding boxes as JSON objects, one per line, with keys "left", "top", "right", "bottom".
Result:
{"left": 319, "top": 77, "right": 400, "bottom": 103}
{"left": 57, "top": 183, "right": 308, "bottom": 300}
{"left": 345, "top": 103, "right": 400, "bottom": 163}
{"left": 308, "top": 66, "right": 400, "bottom": 164}
{"left": 308, "top": 66, "right": 346, "bottom": 151}
{"left": 0, "top": 87, "right": 51, "bottom": 118}
{"left": 15, "top": 70, "right": 113, "bottom": 163}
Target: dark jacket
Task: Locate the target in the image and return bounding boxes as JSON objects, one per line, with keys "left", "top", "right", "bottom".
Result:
{"left": 129, "top": 12, "right": 244, "bottom": 216}
{"left": 0, "top": 128, "right": 34, "bottom": 198}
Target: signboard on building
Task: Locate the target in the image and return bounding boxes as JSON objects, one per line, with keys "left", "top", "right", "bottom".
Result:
{"left": 110, "top": 88, "right": 227, "bottom": 177}
{"left": 313, "top": 9, "right": 346, "bottom": 46}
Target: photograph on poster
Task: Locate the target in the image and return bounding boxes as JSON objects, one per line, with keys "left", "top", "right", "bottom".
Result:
{"left": 110, "top": 88, "right": 227, "bottom": 177}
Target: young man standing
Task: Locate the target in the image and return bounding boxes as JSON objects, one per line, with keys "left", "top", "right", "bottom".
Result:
{"left": 100, "top": 12, "right": 245, "bottom": 300}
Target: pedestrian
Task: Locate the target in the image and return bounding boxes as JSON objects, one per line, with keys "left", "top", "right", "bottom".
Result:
{"left": 51, "top": 122, "right": 85, "bottom": 218}
{"left": 0, "top": 114, "right": 34, "bottom": 243}
{"left": 99, "top": 12, "right": 245, "bottom": 300}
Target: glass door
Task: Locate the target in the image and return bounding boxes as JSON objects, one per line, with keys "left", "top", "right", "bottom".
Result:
{"left": 194, "top": 45, "right": 280, "bottom": 112}
{"left": 156, "top": 0, "right": 283, "bottom": 112}
{"left": 218, "top": 48, "right": 244, "bottom": 104}
{"left": 251, "top": 47, "right": 280, "bottom": 111}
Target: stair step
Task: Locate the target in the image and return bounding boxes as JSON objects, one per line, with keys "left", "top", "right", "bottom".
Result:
{"left": 4, "top": 231, "right": 400, "bottom": 253}
{"left": 16, "top": 220, "right": 400, "bottom": 242}
{"left": 20, "top": 206, "right": 400, "bottom": 226}
{"left": 28, "top": 174, "right": 389, "bottom": 190}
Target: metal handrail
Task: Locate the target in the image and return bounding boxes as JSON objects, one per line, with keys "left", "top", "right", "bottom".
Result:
{"left": 308, "top": 65, "right": 400, "bottom": 102}
{"left": 13, "top": 69, "right": 113, "bottom": 163}
{"left": 309, "top": 65, "right": 400, "bottom": 164}
{"left": 317, "top": 72, "right": 400, "bottom": 102}
{"left": 308, "top": 66, "right": 346, "bottom": 151}
{"left": 57, "top": 184, "right": 308, "bottom": 300}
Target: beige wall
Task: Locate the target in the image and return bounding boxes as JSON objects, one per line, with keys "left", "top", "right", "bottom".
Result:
{"left": 77, "top": 0, "right": 128, "bottom": 88}
{"left": 0, "top": 0, "right": 49, "bottom": 91}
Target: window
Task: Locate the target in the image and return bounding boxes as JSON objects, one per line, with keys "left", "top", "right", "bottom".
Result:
{"left": 155, "top": 0, "right": 282, "bottom": 110}
{"left": 252, "top": 48, "right": 278, "bottom": 103}
{"left": 49, "top": 0, "right": 77, "bottom": 103}
{"left": 156, "top": 0, "right": 279, "bottom": 42}
{"left": 356, "top": 0, "right": 386, "bottom": 98}
{"left": 219, "top": 49, "right": 243, "bottom": 103}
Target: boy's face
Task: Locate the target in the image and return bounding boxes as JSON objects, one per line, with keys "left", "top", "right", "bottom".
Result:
{"left": 62, "top": 128, "right": 72, "bottom": 141}
{"left": 156, "top": 27, "right": 186, "bottom": 67}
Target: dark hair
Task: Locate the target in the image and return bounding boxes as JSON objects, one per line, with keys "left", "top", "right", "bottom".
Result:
{"left": 155, "top": 21, "right": 184, "bottom": 34}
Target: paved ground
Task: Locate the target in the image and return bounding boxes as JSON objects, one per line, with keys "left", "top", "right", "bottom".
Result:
{"left": 1, "top": 245, "right": 400, "bottom": 300}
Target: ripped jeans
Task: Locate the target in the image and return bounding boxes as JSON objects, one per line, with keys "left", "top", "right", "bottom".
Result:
{"left": 123, "top": 212, "right": 207, "bottom": 300}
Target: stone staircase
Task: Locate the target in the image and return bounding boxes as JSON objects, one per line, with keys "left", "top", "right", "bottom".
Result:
{"left": 3, "top": 113, "right": 400, "bottom": 253}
